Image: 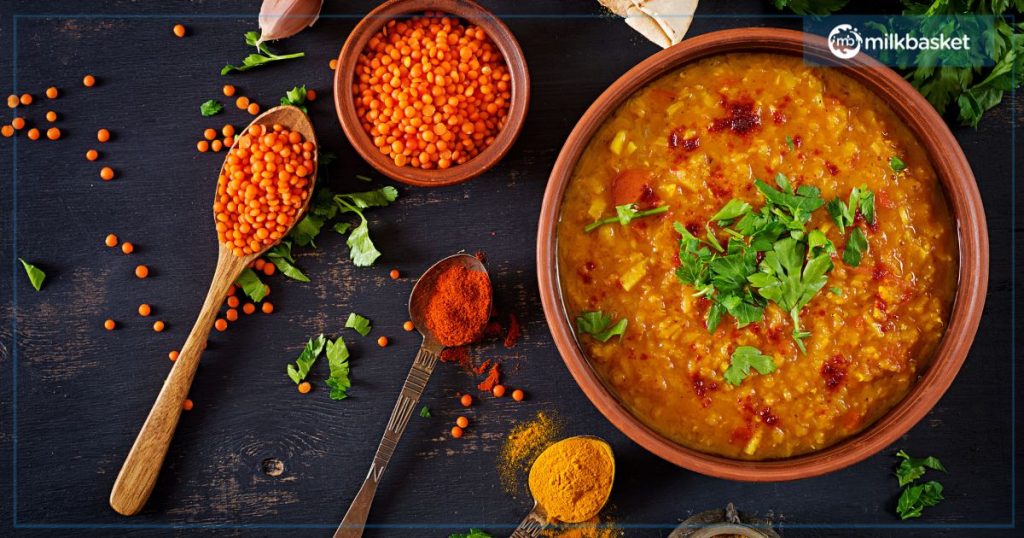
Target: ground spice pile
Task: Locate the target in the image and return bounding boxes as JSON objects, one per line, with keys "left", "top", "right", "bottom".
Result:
{"left": 528, "top": 437, "right": 615, "bottom": 523}
{"left": 498, "top": 411, "right": 561, "bottom": 495}
{"left": 424, "top": 263, "right": 492, "bottom": 346}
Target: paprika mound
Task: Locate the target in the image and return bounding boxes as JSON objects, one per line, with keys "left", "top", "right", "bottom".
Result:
{"left": 528, "top": 437, "right": 615, "bottom": 524}
{"left": 424, "top": 263, "right": 492, "bottom": 346}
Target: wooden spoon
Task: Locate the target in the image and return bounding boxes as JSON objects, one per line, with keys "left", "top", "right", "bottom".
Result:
{"left": 334, "top": 253, "right": 491, "bottom": 537}
{"left": 109, "top": 105, "right": 317, "bottom": 516}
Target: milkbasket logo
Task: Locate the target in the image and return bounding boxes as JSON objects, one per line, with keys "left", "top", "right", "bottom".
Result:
{"left": 827, "top": 24, "right": 862, "bottom": 59}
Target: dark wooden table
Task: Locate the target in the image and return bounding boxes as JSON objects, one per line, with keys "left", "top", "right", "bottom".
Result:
{"left": 0, "top": 1, "right": 1020, "bottom": 536}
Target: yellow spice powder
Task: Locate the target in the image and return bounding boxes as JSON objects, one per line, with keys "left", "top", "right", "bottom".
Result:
{"left": 528, "top": 437, "right": 615, "bottom": 523}
{"left": 498, "top": 411, "right": 561, "bottom": 495}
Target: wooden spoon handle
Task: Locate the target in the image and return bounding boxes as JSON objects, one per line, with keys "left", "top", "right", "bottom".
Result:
{"left": 511, "top": 503, "right": 549, "bottom": 538}
{"left": 109, "top": 247, "right": 247, "bottom": 515}
{"left": 334, "top": 342, "right": 441, "bottom": 538}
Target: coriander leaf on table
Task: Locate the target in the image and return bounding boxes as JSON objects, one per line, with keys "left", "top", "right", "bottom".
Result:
{"left": 18, "top": 258, "right": 45, "bottom": 291}
{"left": 333, "top": 187, "right": 399, "bottom": 267}
{"left": 200, "top": 100, "right": 223, "bottom": 117}
{"left": 324, "top": 336, "right": 352, "bottom": 400}
{"left": 286, "top": 334, "right": 326, "bottom": 384}
{"left": 772, "top": 0, "right": 848, "bottom": 16}
{"left": 419, "top": 405, "right": 431, "bottom": 418}
{"left": 345, "top": 313, "right": 372, "bottom": 336}
{"left": 222, "top": 30, "right": 305, "bottom": 75}
{"left": 280, "top": 85, "right": 309, "bottom": 113}
{"left": 724, "top": 346, "right": 777, "bottom": 386}
{"left": 449, "top": 530, "right": 492, "bottom": 538}
{"left": 290, "top": 214, "right": 325, "bottom": 247}
{"left": 265, "top": 240, "right": 310, "bottom": 282}
{"left": 235, "top": 268, "right": 268, "bottom": 302}
{"left": 576, "top": 311, "right": 628, "bottom": 342}
{"left": 897, "top": 481, "right": 944, "bottom": 519}
{"left": 895, "top": 449, "right": 947, "bottom": 487}
{"left": 333, "top": 222, "right": 351, "bottom": 235}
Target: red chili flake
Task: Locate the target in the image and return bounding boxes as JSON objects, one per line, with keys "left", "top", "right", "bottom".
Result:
{"left": 477, "top": 363, "right": 500, "bottom": 392}
{"left": 758, "top": 406, "right": 780, "bottom": 426}
{"left": 825, "top": 161, "right": 840, "bottom": 176}
{"left": 474, "top": 359, "right": 492, "bottom": 375}
{"left": 792, "top": 135, "right": 802, "bottom": 148}
{"left": 875, "top": 295, "right": 888, "bottom": 313}
{"left": 691, "top": 373, "right": 718, "bottom": 408}
{"left": 440, "top": 346, "right": 472, "bottom": 371}
{"left": 474, "top": 251, "right": 487, "bottom": 263}
{"left": 821, "top": 354, "right": 849, "bottom": 391}
{"left": 872, "top": 262, "right": 888, "bottom": 282}
{"left": 772, "top": 109, "right": 786, "bottom": 125}
{"left": 876, "top": 189, "right": 895, "bottom": 209}
{"left": 503, "top": 313, "right": 521, "bottom": 348}
{"left": 668, "top": 130, "right": 680, "bottom": 148}
{"left": 729, "top": 425, "right": 753, "bottom": 445}
{"left": 637, "top": 184, "right": 658, "bottom": 210}
{"left": 709, "top": 100, "right": 762, "bottom": 135}
{"left": 484, "top": 320, "right": 503, "bottom": 338}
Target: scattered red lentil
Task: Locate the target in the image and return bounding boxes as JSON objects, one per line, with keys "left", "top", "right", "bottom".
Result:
{"left": 298, "top": 381, "right": 312, "bottom": 394}
{"left": 204, "top": 128, "right": 217, "bottom": 141}
{"left": 492, "top": 384, "right": 506, "bottom": 398}
{"left": 329, "top": 58, "right": 338, "bottom": 70}
{"left": 6, "top": 95, "right": 18, "bottom": 108}
{"left": 11, "top": 117, "right": 25, "bottom": 130}
{"left": 451, "top": 426, "right": 464, "bottom": 438}
{"left": 173, "top": 24, "right": 186, "bottom": 38}
{"left": 86, "top": 149, "right": 99, "bottom": 161}
{"left": 45, "top": 111, "right": 57, "bottom": 122}
{"left": 138, "top": 303, "right": 152, "bottom": 317}
{"left": 45, "top": 126, "right": 60, "bottom": 139}
{"left": 460, "top": 393, "right": 473, "bottom": 407}
{"left": 153, "top": 320, "right": 166, "bottom": 332}
{"left": 100, "top": 167, "right": 115, "bottom": 180}
{"left": 45, "top": 87, "right": 58, "bottom": 99}
{"left": 247, "top": 102, "right": 260, "bottom": 115}
{"left": 243, "top": 302, "right": 256, "bottom": 315}
{"left": 377, "top": 336, "right": 389, "bottom": 347}
{"left": 512, "top": 389, "right": 525, "bottom": 401}
{"left": 169, "top": 350, "right": 179, "bottom": 361}
{"left": 456, "top": 416, "right": 469, "bottom": 429}
{"left": 135, "top": 265, "right": 149, "bottom": 279}
{"left": 227, "top": 295, "right": 240, "bottom": 308}
{"left": 222, "top": 124, "right": 235, "bottom": 138}
{"left": 105, "top": 233, "right": 118, "bottom": 247}
{"left": 1, "top": 125, "right": 13, "bottom": 137}
{"left": 19, "top": 93, "right": 32, "bottom": 106}
{"left": 197, "top": 140, "right": 209, "bottom": 152}
{"left": 262, "top": 262, "right": 275, "bottom": 276}
{"left": 261, "top": 302, "right": 274, "bottom": 314}
{"left": 403, "top": 320, "right": 414, "bottom": 332}
{"left": 211, "top": 139, "right": 223, "bottom": 152}
{"left": 182, "top": 398, "right": 194, "bottom": 411}
{"left": 235, "top": 96, "right": 250, "bottom": 110}
{"left": 104, "top": 319, "right": 116, "bottom": 330}
{"left": 389, "top": 269, "right": 400, "bottom": 280}
{"left": 214, "top": 318, "right": 228, "bottom": 331}
{"left": 223, "top": 84, "right": 236, "bottom": 97}
{"left": 97, "top": 128, "right": 110, "bottom": 142}
{"left": 26, "top": 128, "right": 40, "bottom": 140}
{"left": 83, "top": 74, "right": 96, "bottom": 87}
{"left": 306, "top": 88, "right": 317, "bottom": 101}
{"left": 226, "top": 308, "right": 239, "bottom": 321}
{"left": 121, "top": 242, "right": 134, "bottom": 254}
{"left": 353, "top": 13, "right": 512, "bottom": 170}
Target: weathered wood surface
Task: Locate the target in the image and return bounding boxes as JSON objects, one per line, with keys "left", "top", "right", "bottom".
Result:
{"left": 0, "top": 1, "right": 1019, "bottom": 536}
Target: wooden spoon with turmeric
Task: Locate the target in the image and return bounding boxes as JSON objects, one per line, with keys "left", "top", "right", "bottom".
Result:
{"left": 109, "top": 105, "right": 317, "bottom": 516}
{"left": 512, "top": 435, "right": 616, "bottom": 537}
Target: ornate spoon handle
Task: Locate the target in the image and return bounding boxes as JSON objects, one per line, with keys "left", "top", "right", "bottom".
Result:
{"left": 334, "top": 342, "right": 441, "bottom": 538}
{"left": 510, "top": 503, "right": 548, "bottom": 538}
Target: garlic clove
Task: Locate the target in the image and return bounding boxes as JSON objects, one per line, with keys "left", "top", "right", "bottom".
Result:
{"left": 258, "top": 0, "right": 324, "bottom": 43}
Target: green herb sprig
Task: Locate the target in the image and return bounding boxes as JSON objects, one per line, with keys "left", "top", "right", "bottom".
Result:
{"left": 19, "top": 258, "right": 45, "bottom": 291}
{"left": 894, "top": 450, "right": 947, "bottom": 519}
{"left": 345, "top": 313, "right": 372, "bottom": 336}
{"left": 585, "top": 203, "right": 668, "bottom": 233}
{"left": 723, "top": 346, "right": 777, "bottom": 386}
{"left": 280, "top": 85, "right": 309, "bottom": 113}
{"left": 575, "top": 310, "right": 628, "bottom": 342}
{"left": 222, "top": 31, "right": 305, "bottom": 75}
{"left": 200, "top": 100, "right": 223, "bottom": 117}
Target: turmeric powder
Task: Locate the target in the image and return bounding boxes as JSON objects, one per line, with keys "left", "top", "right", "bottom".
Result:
{"left": 498, "top": 411, "right": 561, "bottom": 495}
{"left": 528, "top": 436, "right": 615, "bottom": 523}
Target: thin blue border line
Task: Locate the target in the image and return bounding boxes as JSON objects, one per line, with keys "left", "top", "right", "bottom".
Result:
{"left": 7, "top": 11, "right": 1017, "bottom": 531}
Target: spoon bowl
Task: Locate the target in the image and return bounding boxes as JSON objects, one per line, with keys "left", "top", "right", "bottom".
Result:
{"left": 109, "top": 105, "right": 317, "bottom": 516}
{"left": 512, "top": 435, "right": 615, "bottom": 537}
{"left": 335, "top": 253, "right": 491, "bottom": 537}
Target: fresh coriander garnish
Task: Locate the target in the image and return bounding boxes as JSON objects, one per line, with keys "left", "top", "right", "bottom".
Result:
{"left": 280, "top": 85, "right": 309, "bottom": 113}
{"left": 324, "top": 336, "right": 351, "bottom": 400}
{"left": 235, "top": 268, "right": 267, "bottom": 302}
{"left": 345, "top": 313, "right": 372, "bottom": 336}
{"left": 18, "top": 258, "right": 45, "bottom": 291}
{"left": 419, "top": 405, "right": 431, "bottom": 418}
{"left": 785, "top": 135, "right": 795, "bottom": 151}
{"left": 265, "top": 240, "right": 309, "bottom": 282}
{"left": 585, "top": 203, "right": 668, "bottom": 233}
{"left": 893, "top": 450, "right": 947, "bottom": 519}
{"left": 676, "top": 175, "right": 871, "bottom": 350}
{"left": 222, "top": 31, "right": 305, "bottom": 75}
{"left": 449, "top": 530, "right": 492, "bottom": 538}
{"left": 889, "top": 156, "right": 906, "bottom": 173}
{"left": 575, "top": 311, "right": 628, "bottom": 342}
{"left": 842, "top": 227, "right": 869, "bottom": 267}
{"left": 200, "top": 100, "right": 223, "bottom": 117}
{"left": 286, "top": 334, "right": 326, "bottom": 384}
{"left": 723, "top": 346, "right": 777, "bottom": 386}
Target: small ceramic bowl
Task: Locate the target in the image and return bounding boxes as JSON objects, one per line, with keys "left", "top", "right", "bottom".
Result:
{"left": 334, "top": 0, "right": 530, "bottom": 187}
{"left": 537, "top": 28, "right": 989, "bottom": 481}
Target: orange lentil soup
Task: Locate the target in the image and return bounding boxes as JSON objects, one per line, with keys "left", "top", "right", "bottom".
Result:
{"left": 557, "top": 53, "right": 957, "bottom": 460}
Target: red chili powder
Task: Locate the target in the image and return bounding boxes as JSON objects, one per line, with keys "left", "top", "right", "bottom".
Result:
{"left": 477, "top": 363, "right": 501, "bottom": 392}
{"left": 503, "top": 313, "right": 521, "bottom": 348}
{"left": 425, "top": 264, "right": 492, "bottom": 347}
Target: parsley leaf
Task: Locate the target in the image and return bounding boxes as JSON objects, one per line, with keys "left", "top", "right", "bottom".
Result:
{"left": 842, "top": 227, "right": 869, "bottom": 267}
{"left": 748, "top": 238, "right": 832, "bottom": 352}
{"left": 333, "top": 187, "right": 399, "bottom": 267}
{"left": 345, "top": 313, "right": 372, "bottom": 336}
{"left": 585, "top": 204, "right": 668, "bottom": 232}
{"left": 235, "top": 268, "right": 267, "bottom": 302}
{"left": 890, "top": 156, "right": 907, "bottom": 172}
{"left": 419, "top": 405, "right": 431, "bottom": 418}
{"left": 286, "top": 334, "right": 326, "bottom": 384}
{"left": 895, "top": 450, "right": 947, "bottom": 487}
{"left": 280, "top": 85, "right": 309, "bottom": 113}
{"left": 711, "top": 199, "right": 751, "bottom": 224}
{"left": 18, "top": 258, "right": 45, "bottom": 291}
{"left": 897, "top": 481, "right": 944, "bottom": 520}
{"left": 265, "top": 240, "right": 310, "bottom": 282}
{"left": 290, "top": 214, "right": 325, "bottom": 247}
{"left": 449, "top": 530, "right": 492, "bottom": 538}
{"left": 200, "top": 100, "right": 223, "bottom": 117}
{"left": 723, "top": 346, "right": 777, "bottom": 386}
{"left": 575, "top": 311, "right": 628, "bottom": 342}
{"left": 324, "top": 336, "right": 352, "bottom": 400}
{"left": 772, "top": 0, "right": 848, "bottom": 15}
{"left": 222, "top": 31, "right": 305, "bottom": 75}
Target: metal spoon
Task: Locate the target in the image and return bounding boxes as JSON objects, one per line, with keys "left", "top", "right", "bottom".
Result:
{"left": 511, "top": 435, "right": 615, "bottom": 538}
{"left": 109, "top": 106, "right": 317, "bottom": 516}
{"left": 334, "top": 253, "right": 491, "bottom": 538}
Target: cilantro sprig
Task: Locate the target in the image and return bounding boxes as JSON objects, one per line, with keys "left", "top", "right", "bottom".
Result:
{"left": 676, "top": 174, "right": 873, "bottom": 350}
{"left": 723, "top": 346, "right": 777, "bottom": 386}
{"left": 200, "top": 100, "right": 223, "bottom": 117}
{"left": 345, "top": 313, "right": 372, "bottom": 336}
{"left": 575, "top": 311, "right": 628, "bottom": 342}
{"left": 894, "top": 450, "right": 947, "bottom": 519}
{"left": 222, "top": 31, "right": 305, "bottom": 75}
{"left": 285, "top": 334, "right": 353, "bottom": 400}
{"left": 280, "top": 85, "right": 309, "bottom": 113}
{"left": 585, "top": 203, "right": 668, "bottom": 233}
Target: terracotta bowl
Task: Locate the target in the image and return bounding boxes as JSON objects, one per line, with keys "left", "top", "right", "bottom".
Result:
{"left": 334, "top": 0, "right": 530, "bottom": 187}
{"left": 537, "top": 28, "right": 989, "bottom": 481}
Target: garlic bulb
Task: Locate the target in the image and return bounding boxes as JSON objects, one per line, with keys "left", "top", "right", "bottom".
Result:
{"left": 258, "top": 0, "right": 324, "bottom": 43}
